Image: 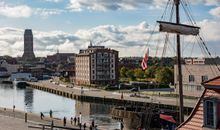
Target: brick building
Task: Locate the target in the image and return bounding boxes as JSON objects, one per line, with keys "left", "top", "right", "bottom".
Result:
{"left": 46, "top": 53, "right": 76, "bottom": 64}
{"left": 119, "top": 57, "right": 142, "bottom": 69}
{"left": 75, "top": 45, "right": 118, "bottom": 86}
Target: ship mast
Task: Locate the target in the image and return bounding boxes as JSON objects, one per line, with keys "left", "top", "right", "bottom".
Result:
{"left": 175, "top": 0, "right": 184, "bottom": 123}
{"left": 158, "top": 0, "right": 200, "bottom": 124}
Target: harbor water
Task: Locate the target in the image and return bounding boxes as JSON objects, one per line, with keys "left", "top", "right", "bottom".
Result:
{"left": 0, "top": 83, "right": 120, "bottom": 129}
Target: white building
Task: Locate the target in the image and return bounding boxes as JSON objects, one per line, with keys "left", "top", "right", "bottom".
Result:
{"left": 174, "top": 58, "right": 220, "bottom": 97}
{"left": 0, "top": 60, "right": 20, "bottom": 75}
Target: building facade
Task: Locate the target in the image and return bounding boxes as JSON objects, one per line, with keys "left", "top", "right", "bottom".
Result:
{"left": 75, "top": 46, "right": 118, "bottom": 86}
{"left": 22, "top": 29, "right": 35, "bottom": 61}
{"left": 119, "top": 57, "right": 142, "bottom": 69}
{"left": 46, "top": 53, "right": 76, "bottom": 64}
{"left": 174, "top": 58, "right": 220, "bottom": 97}
{"left": 177, "top": 76, "right": 220, "bottom": 129}
{"left": 0, "top": 60, "right": 21, "bottom": 75}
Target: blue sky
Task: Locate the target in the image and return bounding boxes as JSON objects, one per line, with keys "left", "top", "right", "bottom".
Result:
{"left": 0, "top": 0, "right": 219, "bottom": 57}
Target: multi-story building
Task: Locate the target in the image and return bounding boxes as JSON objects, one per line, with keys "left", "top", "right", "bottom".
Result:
{"left": 174, "top": 58, "right": 220, "bottom": 97}
{"left": 22, "top": 29, "right": 35, "bottom": 61}
{"left": 75, "top": 45, "right": 118, "bottom": 86}
{"left": 119, "top": 57, "right": 142, "bottom": 69}
{"left": 46, "top": 52, "right": 76, "bottom": 64}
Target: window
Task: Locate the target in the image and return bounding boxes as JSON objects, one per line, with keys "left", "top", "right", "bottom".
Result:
{"left": 189, "top": 75, "right": 195, "bottom": 82}
{"left": 202, "top": 75, "right": 208, "bottom": 82}
{"left": 204, "top": 99, "right": 217, "bottom": 128}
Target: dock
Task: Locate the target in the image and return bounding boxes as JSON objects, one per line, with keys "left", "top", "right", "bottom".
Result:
{"left": 28, "top": 80, "right": 197, "bottom": 115}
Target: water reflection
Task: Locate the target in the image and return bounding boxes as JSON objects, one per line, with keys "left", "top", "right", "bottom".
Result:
{"left": 24, "top": 88, "right": 33, "bottom": 111}
{"left": 0, "top": 83, "right": 119, "bottom": 129}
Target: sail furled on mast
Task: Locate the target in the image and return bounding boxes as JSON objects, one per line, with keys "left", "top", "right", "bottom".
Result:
{"left": 157, "top": 21, "right": 200, "bottom": 36}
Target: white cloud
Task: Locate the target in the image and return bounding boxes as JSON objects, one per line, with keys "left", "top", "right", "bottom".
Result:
{"left": 67, "top": 0, "right": 164, "bottom": 11}
{"left": 198, "top": 20, "right": 220, "bottom": 41}
{"left": 0, "top": 2, "right": 65, "bottom": 18}
{"left": 0, "top": 2, "right": 32, "bottom": 18}
{"left": 44, "top": 0, "right": 63, "bottom": 3}
{"left": 34, "top": 8, "right": 65, "bottom": 17}
{"left": 209, "top": 6, "right": 220, "bottom": 17}
{"left": 0, "top": 20, "right": 219, "bottom": 57}
{"left": 67, "top": 0, "right": 220, "bottom": 11}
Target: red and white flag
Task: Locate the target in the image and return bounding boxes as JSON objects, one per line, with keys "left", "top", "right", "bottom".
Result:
{"left": 141, "top": 48, "right": 149, "bottom": 70}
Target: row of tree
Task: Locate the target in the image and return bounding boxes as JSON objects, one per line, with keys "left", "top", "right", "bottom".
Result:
{"left": 120, "top": 66, "right": 174, "bottom": 84}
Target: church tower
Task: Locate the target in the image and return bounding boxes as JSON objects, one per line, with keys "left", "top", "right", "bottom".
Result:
{"left": 22, "top": 29, "right": 35, "bottom": 61}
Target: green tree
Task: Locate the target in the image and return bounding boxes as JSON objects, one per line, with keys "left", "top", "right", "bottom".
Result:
{"left": 145, "top": 66, "right": 157, "bottom": 78}
{"left": 120, "top": 67, "right": 128, "bottom": 78}
{"left": 155, "top": 67, "right": 174, "bottom": 84}
{"left": 134, "top": 68, "right": 145, "bottom": 79}
{"left": 126, "top": 69, "right": 135, "bottom": 81}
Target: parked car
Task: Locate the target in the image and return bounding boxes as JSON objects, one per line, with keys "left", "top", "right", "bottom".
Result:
{"left": 130, "top": 87, "right": 139, "bottom": 92}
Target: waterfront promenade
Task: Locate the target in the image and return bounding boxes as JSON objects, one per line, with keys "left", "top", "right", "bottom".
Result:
{"left": 0, "top": 107, "right": 81, "bottom": 130}
{"left": 29, "top": 80, "right": 198, "bottom": 109}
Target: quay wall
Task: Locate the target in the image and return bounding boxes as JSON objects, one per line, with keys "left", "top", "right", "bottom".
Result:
{"left": 28, "top": 83, "right": 193, "bottom": 115}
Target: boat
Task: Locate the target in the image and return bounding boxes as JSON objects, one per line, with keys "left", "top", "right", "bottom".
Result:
{"left": 111, "top": 0, "right": 220, "bottom": 129}
{"left": 13, "top": 78, "right": 28, "bottom": 88}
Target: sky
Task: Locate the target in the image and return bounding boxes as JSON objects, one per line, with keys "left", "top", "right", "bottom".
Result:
{"left": 0, "top": 0, "right": 219, "bottom": 57}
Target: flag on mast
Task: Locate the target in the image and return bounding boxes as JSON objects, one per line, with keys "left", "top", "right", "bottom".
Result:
{"left": 141, "top": 48, "right": 149, "bottom": 70}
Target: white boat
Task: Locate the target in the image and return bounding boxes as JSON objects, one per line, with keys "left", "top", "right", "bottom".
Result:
{"left": 13, "top": 78, "right": 27, "bottom": 88}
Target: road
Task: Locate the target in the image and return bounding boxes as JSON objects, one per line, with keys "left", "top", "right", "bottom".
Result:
{"left": 31, "top": 79, "right": 198, "bottom": 108}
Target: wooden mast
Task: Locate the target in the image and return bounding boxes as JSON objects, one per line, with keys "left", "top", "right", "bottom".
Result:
{"left": 157, "top": 0, "right": 200, "bottom": 124}
{"left": 175, "top": 0, "right": 184, "bottom": 123}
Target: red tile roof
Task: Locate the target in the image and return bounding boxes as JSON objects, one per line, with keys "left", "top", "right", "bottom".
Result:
{"left": 177, "top": 76, "right": 220, "bottom": 130}
{"left": 203, "top": 76, "right": 220, "bottom": 86}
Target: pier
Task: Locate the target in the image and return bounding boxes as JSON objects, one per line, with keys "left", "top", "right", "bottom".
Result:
{"left": 28, "top": 80, "right": 196, "bottom": 115}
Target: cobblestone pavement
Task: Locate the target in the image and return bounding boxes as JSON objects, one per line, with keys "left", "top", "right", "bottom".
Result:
{"left": 0, "top": 108, "right": 81, "bottom": 130}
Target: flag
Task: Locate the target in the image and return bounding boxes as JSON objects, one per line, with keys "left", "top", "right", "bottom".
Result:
{"left": 141, "top": 48, "right": 149, "bottom": 70}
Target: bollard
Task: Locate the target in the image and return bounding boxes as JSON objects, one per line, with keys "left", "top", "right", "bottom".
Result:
{"left": 25, "top": 113, "right": 27, "bottom": 122}
{"left": 51, "top": 120, "right": 54, "bottom": 130}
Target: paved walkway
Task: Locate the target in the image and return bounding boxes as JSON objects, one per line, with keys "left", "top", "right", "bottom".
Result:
{"left": 0, "top": 107, "right": 82, "bottom": 130}
{"left": 0, "top": 115, "right": 38, "bottom": 130}
{"left": 30, "top": 79, "right": 198, "bottom": 108}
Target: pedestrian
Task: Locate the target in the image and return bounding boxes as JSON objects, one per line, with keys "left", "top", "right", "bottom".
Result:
{"left": 81, "top": 87, "right": 84, "bottom": 95}
{"left": 121, "top": 92, "right": 124, "bottom": 100}
{"left": 70, "top": 117, "right": 73, "bottom": 125}
{"left": 63, "top": 116, "right": 66, "bottom": 126}
{"left": 89, "top": 125, "right": 93, "bottom": 130}
{"left": 91, "top": 119, "right": 95, "bottom": 127}
{"left": 40, "top": 112, "right": 44, "bottom": 120}
{"left": 79, "top": 112, "right": 82, "bottom": 125}
{"left": 74, "top": 116, "right": 77, "bottom": 125}
{"left": 120, "top": 121, "right": 124, "bottom": 130}
{"left": 83, "top": 123, "right": 86, "bottom": 130}
{"left": 77, "top": 117, "right": 80, "bottom": 126}
{"left": 49, "top": 109, "right": 53, "bottom": 118}
{"left": 79, "top": 123, "right": 82, "bottom": 130}
{"left": 13, "top": 105, "right": 15, "bottom": 112}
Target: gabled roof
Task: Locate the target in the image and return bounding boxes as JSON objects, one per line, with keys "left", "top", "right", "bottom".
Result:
{"left": 177, "top": 76, "right": 220, "bottom": 130}
{"left": 202, "top": 76, "right": 220, "bottom": 87}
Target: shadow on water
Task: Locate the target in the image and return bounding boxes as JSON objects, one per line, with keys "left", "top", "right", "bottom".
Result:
{"left": 24, "top": 88, "right": 33, "bottom": 111}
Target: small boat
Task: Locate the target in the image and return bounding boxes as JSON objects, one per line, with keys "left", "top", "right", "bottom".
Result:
{"left": 13, "top": 78, "right": 27, "bottom": 88}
